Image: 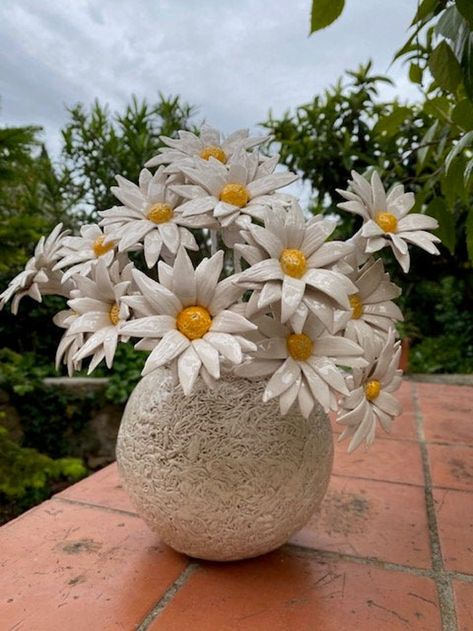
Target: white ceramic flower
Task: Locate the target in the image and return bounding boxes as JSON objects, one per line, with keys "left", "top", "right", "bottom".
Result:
{"left": 236, "top": 201, "right": 356, "bottom": 329}
{"left": 100, "top": 167, "right": 208, "bottom": 268}
{"left": 235, "top": 312, "right": 367, "bottom": 416}
{"left": 337, "top": 170, "right": 440, "bottom": 272}
{"left": 145, "top": 124, "right": 267, "bottom": 171}
{"left": 334, "top": 258, "right": 403, "bottom": 344}
{"left": 61, "top": 260, "right": 133, "bottom": 372}
{"left": 54, "top": 224, "right": 118, "bottom": 281}
{"left": 53, "top": 308, "right": 83, "bottom": 376}
{"left": 0, "top": 223, "right": 72, "bottom": 314}
{"left": 170, "top": 148, "right": 298, "bottom": 229}
{"left": 337, "top": 329, "right": 402, "bottom": 452}
{"left": 120, "top": 247, "right": 257, "bottom": 393}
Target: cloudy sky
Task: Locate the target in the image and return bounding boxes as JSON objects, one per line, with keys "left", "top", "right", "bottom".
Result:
{"left": 0, "top": 0, "right": 419, "bottom": 156}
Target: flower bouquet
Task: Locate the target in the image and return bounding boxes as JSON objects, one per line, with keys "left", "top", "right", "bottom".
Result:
{"left": 1, "top": 125, "right": 441, "bottom": 560}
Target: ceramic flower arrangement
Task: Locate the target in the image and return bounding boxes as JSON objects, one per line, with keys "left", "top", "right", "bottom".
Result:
{"left": 0, "top": 125, "right": 441, "bottom": 453}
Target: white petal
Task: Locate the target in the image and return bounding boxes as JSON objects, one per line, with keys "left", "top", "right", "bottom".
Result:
{"left": 120, "top": 315, "right": 175, "bottom": 338}
{"left": 263, "top": 357, "right": 301, "bottom": 401}
{"left": 142, "top": 329, "right": 189, "bottom": 375}
{"left": 248, "top": 224, "right": 283, "bottom": 258}
{"left": 211, "top": 310, "right": 257, "bottom": 334}
{"left": 195, "top": 251, "right": 224, "bottom": 307}
{"left": 178, "top": 345, "right": 202, "bottom": 395}
{"left": 281, "top": 276, "right": 305, "bottom": 323}
{"left": 304, "top": 269, "right": 351, "bottom": 308}
{"left": 300, "top": 363, "right": 330, "bottom": 411}
{"left": 132, "top": 269, "right": 182, "bottom": 315}
{"left": 204, "top": 331, "right": 242, "bottom": 364}
{"left": 192, "top": 338, "right": 220, "bottom": 378}
{"left": 397, "top": 214, "right": 438, "bottom": 231}
{"left": 237, "top": 259, "right": 283, "bottom": 285}
{"left": 279, "top": 376, "right": 301, "bottom": 415}
{"left": 172, "top": 248, "right": 196, "bottom": 306}
{"left": 143, "top": 230, "right": 163, "bottom": 268}
{"left": 234, "top": 359, "right": 281, "bottom": 377}
{"left": 159, "top": 222, "right": 180, "bottom": 254}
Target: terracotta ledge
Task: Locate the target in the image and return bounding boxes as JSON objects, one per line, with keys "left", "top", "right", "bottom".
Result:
{"left": 1, "top": 380, "right": 473, "bottom": 630}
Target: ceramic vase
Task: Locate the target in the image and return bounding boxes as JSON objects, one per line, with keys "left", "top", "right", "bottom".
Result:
{"left": 116, "top": 367, "right": 333, "bottom": 561}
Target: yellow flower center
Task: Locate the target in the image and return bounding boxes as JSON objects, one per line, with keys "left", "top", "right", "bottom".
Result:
{"left": 219, "top": 183, "right": 249, "bottom": 207}
{"left": 287, "top": 333, "right": 313, "bottom": 361}
{"left": 176, "top": 306, "right": 212, "bottom": 340}
{"left": 147, "top": 203, "right": 174, "bottom": 224}
{"left": 364, "top": 379, "right": 381, "bottom": 401}
{"left": 109, "top": 303, "right": 120, "bottom": 326}
{"left": 375, "top": 211, "right": 398, "bottom": 233}
{"left": 92, "top": 236, "right": 115, "bottom": 257}
{"left": 349, "top": 294, "right": 363, "bottom": 320}
{"left": 200, "top": 145, "right": 227, "bottom": 163}
{"left": 279, "top": 249, "right": 307, "bottom": 279}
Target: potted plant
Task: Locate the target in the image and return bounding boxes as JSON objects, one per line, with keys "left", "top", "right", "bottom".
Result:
{"left": 0, "top": 125, "right": 441, "bottom": 561}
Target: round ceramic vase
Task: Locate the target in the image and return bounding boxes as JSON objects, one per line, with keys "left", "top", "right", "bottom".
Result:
{"left": 116, "top": 368, "right": 333, "bottom": 561}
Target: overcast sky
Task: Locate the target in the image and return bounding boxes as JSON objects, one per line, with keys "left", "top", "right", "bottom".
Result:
{"left": 0, "top": 0, "right": 419, "bottom": 156}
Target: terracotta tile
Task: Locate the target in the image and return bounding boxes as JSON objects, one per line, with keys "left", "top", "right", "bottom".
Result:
{"left": 333, "top": 436, "right": 424, "bottom": 486}
{"left": 428, "top": 443, "right": 473, "bottom": 492}
{"left": 453, "top": 581, "right": 473, "bottom": 631}
{"left": 415, "top": 383, "right": 473, "bottom": 444}
{"left": 433, "top": 488, "right": 473, "bottom": 574}
{"left": 57, "top": 462, "right": 137, "bottom": 514}
{"left": 149, "top": 548, "right": 441, "bottom": 631}
{"left": 331, "top": 380, "right": 417, "bottom": 442}
{"left": 0, "top": 499, "right": 187, "bottom": 631}
{"left": 291, "top": 476, "right": 432, "bottom": 569}
{"left": 417, "top": 383, "right": 473, "bottom": 445}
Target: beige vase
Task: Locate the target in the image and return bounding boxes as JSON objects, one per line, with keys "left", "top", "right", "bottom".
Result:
{"left": 116, "top": 367, "right": 333, "bottom": 561}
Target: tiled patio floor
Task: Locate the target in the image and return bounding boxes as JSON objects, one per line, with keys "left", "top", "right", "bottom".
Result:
{"left": 1, "top": 380, "right": 472, "bottom": 630}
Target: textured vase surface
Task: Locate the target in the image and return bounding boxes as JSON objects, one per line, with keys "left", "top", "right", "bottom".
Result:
{"left": 116, "top": 368, "right": 333, "bottom": 561}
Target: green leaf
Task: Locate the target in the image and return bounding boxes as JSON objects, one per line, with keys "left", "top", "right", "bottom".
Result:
{"left": 452, "top": 98, "right": 473, "bottom": 130}
{"left": 417, "top": 120, "right": 438, "bottom": 172}
{"left": 426, "top": 197, "right": 455, "bottom": 253}
{"left": 412, "top": 0, "right": 440, "bottom": 25}
{"left": 436, "top": 5, "right": 465, "bottom": 40}
{"left": 445, "top": 130, "right": 473, "bottom": 172}
{"left": 310, "top": 0, "right": 345, "bottom": 33}
{"left": 373, "top": 106, "right": 412, "bottom": 137}
{"left": 466, "top": 208, "right": 473, "bottom": 261}
{"left": 465, "top": 157, "right": 473, "bottom": 187}
{"left": 441, "top": 158, "right": 466, "bottom": 206}
{"left": 423, "top": 96, "right": 451, "bottom": 121}
{"left": 409, "top": 63, "right": 423, "bottom": 84}
{"left": 462, "top": 33, "right": 473, "bottom": 101}
{"left": 456, "top": 0, "right": 473, "bottom": 30}
{"left": 429, "top": 41, "right": 463, "bottom": 93}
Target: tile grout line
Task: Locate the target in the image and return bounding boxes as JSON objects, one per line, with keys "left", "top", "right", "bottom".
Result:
{"left": 412, "top": 382, "right": 458, "bottom": 631}
{"left": 52, "top": 495, "right": 140, "bottom": 518}
{"left": 285, "top": 542, "right": 473, "bottom": 583}
{"left": 135, "top": 562, "right": 199, "bottom": 630}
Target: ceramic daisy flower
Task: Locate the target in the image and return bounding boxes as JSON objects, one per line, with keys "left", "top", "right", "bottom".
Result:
{"left": 170, "top": 148, "right": 298, "bottom": 230}
{"left": 337, "top": 329, "right": 403, "bottom": 452}
{"left": 337, "top": 170, "right": 440, "bottom": 272}
{"left": 145, "top": 124, "right": 268, "bottom": 171}
{"left": 62, "top": 260, "right": 133, "bottom": 372}
{"left": 334, "top": 258, "right": 403, "bottom": 344}
{"left": 120, "top": 247, "right": 257, "bottom": 394}
{"left": 99, "top": 167, "right": 209, "bottom": 268}
{"left": 235, "top": 312, "right": 367, "bottom": 416}
{"left": 53, "top": 308, "right": 84, "bottom": 376}
{"left": 54, "top": 224, "right": 118, "bottom": 281}
{"left": 235, "top": 201, "right": 356, "bottom": 329}
{"left": 0, "top": 223, "right": 73, "bottom": 314}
